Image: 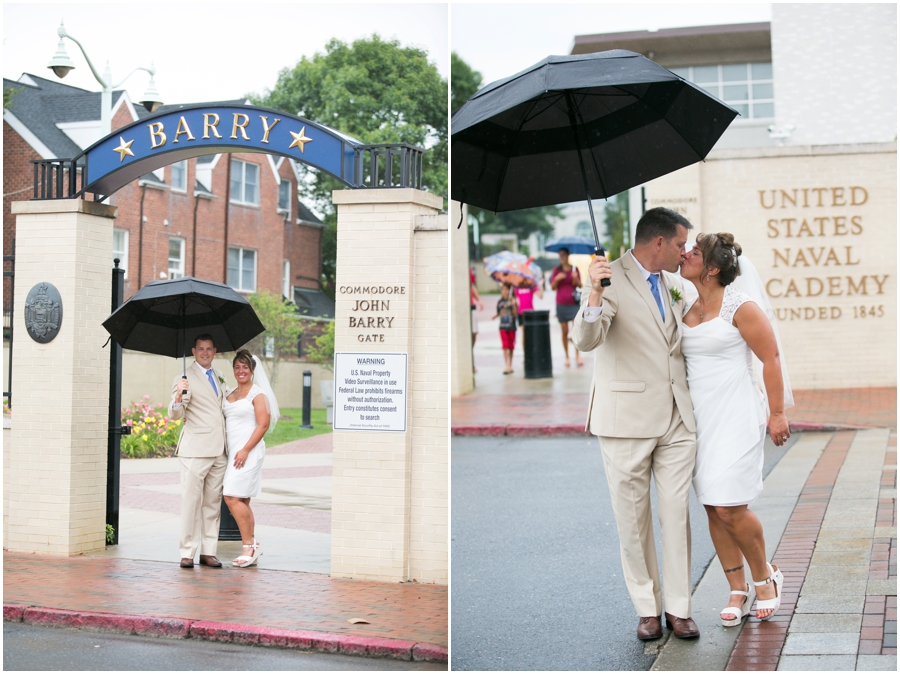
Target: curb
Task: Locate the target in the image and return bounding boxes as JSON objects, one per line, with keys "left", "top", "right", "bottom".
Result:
{"left": 4, "top": 604, "right": 447, "bottom": 663}
{"left": 451, "top": 421, "right": 875, "bottom": 437}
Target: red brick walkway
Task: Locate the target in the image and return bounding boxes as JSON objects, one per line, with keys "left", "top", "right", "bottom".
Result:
{"left": 3, "top": 552, "right": 447, "bottom": 648}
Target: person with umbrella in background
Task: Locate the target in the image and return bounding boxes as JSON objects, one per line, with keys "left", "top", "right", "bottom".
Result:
{"left": 169, "top": 334, "right": 228, "bottom": 570}
{"left": 492, "top": 283, "right": 519, "bottom": 375}
{"left": 550, "top": 247, "right": 584, "bottom": 368}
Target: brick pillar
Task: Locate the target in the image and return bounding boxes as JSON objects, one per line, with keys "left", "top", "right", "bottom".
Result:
{"left": 330, "top": 188, "right": 445, "bottom": 583}
{"left": 5, "top": 200, "right": 116, "bottom": 555}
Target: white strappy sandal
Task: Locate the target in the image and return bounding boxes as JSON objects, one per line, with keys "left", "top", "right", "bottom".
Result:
{"left": 232, "top": 539, "right": 262, "bottom": 568}
{"left": 720, "top": 584, "right": 753, "bottom": 627}
{"left": 753, "top": 562, "right": 783, "bottom": 620}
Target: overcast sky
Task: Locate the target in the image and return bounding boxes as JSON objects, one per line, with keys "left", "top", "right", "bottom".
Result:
{"left": 3, "top": 3, "right": 449, "bottom": 105}
{"left": 452, "top": 3, "right": 772, "bottom": 86}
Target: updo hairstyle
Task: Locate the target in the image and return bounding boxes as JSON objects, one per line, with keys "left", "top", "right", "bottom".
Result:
{"left": 233, "top": 349, "right": 256, "bottom": 374}
{"left": 696, "top": 232, "right": 742, "bottom": 286}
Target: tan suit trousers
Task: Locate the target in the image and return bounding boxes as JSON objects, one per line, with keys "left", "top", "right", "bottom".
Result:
{"left": 598, "top": 401, "right": 696, "bottom": 618}
{"left": 179, "top": 453, "right": 227, "bottom": 559}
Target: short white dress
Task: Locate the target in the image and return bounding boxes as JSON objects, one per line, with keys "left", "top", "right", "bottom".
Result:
{"left": 222, "top": 384, "right": 267, "bottom": 498}
{"left": 682, "top": 285, "right": 767, "bottom": 506}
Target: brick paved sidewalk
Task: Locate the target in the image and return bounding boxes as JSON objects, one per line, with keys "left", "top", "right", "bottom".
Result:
{"left": 3, "top": 552, "right": 447, "bottom": 660}
{"left": 726, "top": 429, "right": 896, "bottom": 671}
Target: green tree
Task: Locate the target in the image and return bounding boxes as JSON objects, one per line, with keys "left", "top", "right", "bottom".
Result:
{"left": 451, "top": 53, "right": 562, "bottom": 255}
{"left": 246, "top": 290, "right": 304, "bottom": 384}
{"left": 252, "top": 36, "right": 447, "bottom": 297}
{"left": 4, "top": 85, "right": 19, "bottom": 110}
{"left": 451, "top": 51, "right": 481, "bottom": 113}
{"left": 603, "top": 192, "right": 630, "bottom": 261}
{"left": 304, "top": 320, "right": 335, "bottom": 371}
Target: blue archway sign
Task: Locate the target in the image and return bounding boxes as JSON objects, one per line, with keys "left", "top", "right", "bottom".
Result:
{"left": 83, "top": 104, "right": 358, "bottom": 197}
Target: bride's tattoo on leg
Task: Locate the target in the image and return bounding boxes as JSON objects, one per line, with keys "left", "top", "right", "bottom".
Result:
{"left": 724, "top": 564, "right": 744, "bottom": 574}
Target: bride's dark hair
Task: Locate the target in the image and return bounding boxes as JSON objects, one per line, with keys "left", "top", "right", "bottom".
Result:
{"left": 233, "top": 349, "right": 256, "bottom": 373}
{"left": 696, "top": 232, "right": 742, "bottom": 286}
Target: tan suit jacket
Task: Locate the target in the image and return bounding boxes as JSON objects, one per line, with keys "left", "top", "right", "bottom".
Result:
{"left": 572, "top": 252, "right": 695, "bottom": 438}
{"left": 168, "top": 361, "right": 226, "bottom": 457}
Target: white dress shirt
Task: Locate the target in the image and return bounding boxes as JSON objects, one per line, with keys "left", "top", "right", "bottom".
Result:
{"left": 584, "top": 251, "right": 664, "bottom": 322}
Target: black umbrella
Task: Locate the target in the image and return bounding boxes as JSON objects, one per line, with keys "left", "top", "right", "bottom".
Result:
{"left": 452, "top": 50, "right": 740, "bottom": 283}
{"left": 102, "top": 276, "right": 265, "bottom": 381}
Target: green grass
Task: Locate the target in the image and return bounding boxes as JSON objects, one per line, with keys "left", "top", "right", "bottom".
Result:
{"left": 268, "top": 408, "right": 332, "bottom": 447}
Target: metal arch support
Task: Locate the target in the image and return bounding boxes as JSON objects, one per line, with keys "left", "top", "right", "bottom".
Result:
{"left": 30, "top": 104, "right": 427, "bottom": 201}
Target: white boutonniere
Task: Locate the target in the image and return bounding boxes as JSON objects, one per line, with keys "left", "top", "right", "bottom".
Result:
{"left": 669, "top": 287, "right": 683, "bottom": 306}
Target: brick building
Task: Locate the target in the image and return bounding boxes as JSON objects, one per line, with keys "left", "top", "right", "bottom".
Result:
{"left": 3, "top": 73, "right": 334, "bottom": 327}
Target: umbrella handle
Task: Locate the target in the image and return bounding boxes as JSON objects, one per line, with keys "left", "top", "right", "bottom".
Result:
{"left": 182, "top": 375, "right": 188, "bottom": 395}
{"left": 595, "top": 247, "right": 611, "bottom": 287}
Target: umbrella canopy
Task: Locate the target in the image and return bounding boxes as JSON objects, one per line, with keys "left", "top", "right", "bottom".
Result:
{"left": 102, "top": 277, "right": 265, "bottom": 371}
{"left": 544, "top": 236, "right": 597, "bottom": 255}
{"left": 451, "top": 50, "right": 739, "bottom": 214}
{"left": 483, "top": 251, "right": 542, "bottom": 288}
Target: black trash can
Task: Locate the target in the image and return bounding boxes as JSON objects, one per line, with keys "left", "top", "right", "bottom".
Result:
{"left": 218, "top": 497, "right": 242, "bottom": 541}
{"left": 522, "top": 310, "right": 553, "bottom": 379}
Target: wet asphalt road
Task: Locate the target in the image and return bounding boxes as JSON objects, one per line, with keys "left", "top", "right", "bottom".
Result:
{"left": 451, "top": 435, "right": 789, "bottom": 671}
{"left": 2, "top": 622, "right": 446, "bottom": 671}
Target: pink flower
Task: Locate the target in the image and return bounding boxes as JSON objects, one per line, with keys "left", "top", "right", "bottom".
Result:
{"left": 143, "top": 395, "right": 150, "bottom": 400}
{"left": 126, "top": 419, "right": 133, "bottom": 427}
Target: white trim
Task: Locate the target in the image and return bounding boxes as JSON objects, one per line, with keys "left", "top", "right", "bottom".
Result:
{"left": 227, "top": 246, "right": 257, "bottom": 292}
{"left": 266, "top": 154, "right": 281, "bottom": 184}
{"left": 55, "top": 120, "right": 102, "bottom": 151}
{"left": 110, "top": 91, "right": 139, "bottom": 124}
{"left": 17, "top": 74, "right": 38, "bottom": 87}
{"left": 3, "top": 110, "right": 55, "bottom": 159}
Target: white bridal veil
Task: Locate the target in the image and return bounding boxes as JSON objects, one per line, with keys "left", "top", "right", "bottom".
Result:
{"left": 251, "top": 355, "right": 280, "bottom": 432}
{"left": 733, "top": 255, "right": 795, "bottom": 412}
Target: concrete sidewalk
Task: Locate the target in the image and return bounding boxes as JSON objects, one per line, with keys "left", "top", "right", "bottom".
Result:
{"left": 3, "top": 433, "right": 447, "bottom": 664}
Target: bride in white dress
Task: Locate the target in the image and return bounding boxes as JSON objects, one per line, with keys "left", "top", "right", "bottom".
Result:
{"left": 680, "top": 233, "right": 793, "bottom": 627}
{"left": 223, "top": 350, "right": 279, "bottom": 568}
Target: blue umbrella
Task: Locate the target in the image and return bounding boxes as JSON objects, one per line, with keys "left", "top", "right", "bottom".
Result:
{"left": 544, "top": 236, "right": 597, "bottom": 255}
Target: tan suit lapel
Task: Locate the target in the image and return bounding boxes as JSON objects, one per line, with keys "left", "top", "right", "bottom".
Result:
{"left": 622, "top": 253, "right": 667, "bottom": 339}
{"left": 659, "top": 274, "right": 679, "bottom": 343}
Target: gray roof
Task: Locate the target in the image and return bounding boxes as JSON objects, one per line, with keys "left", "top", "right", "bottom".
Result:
{"left": 293, "top": 287, "right": 334, "bottom": 319}
{"left": 4, "top": 73, "right": 246, "bottom": 158}
{"left": 3, "top": 73, "right": 130, "bottom": 158}
{"left": 296, "top": 201, "right": 324, "bottom": 226}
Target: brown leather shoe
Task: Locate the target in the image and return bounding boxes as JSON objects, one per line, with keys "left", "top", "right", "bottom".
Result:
{"left": 180, "top": 558, "right": 194, "bottom": 568}
{"left": 199, "top": 555, "right": 222, "bottom": 568}
{"left": 665, "top": 612, "right": 700, "bottom": 638}
{"left": 637, "top": 615, "right": 663, "bottom": 640}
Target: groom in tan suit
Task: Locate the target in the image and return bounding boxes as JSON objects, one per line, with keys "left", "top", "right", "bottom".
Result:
{"left": 168, "top": 334, "right": 227, "bottom": 569}
{"left": 572, "top": 207, "right": 699, "bottom": 641}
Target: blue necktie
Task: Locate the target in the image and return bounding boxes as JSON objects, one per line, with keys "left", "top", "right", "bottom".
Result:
{"left": 206, "top": 368, "right": 218, "bottom": 396}
{"left": 648, "top": 274, "right": 666, "bottom": 320}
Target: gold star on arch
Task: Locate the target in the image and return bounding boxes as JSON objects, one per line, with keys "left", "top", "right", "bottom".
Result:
{"left": 112, "top": 137, "right": 135, "bottom": 162}
{"left": 288, "top": 127, "right": 313, "bottom": 153}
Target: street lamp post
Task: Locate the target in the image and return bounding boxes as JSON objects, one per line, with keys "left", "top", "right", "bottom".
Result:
{"left": 47, "top": 20, "right": 163, "bottom": 136}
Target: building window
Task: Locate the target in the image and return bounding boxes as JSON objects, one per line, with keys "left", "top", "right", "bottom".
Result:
{"left": 575, "top": 221, "right": 593, "bottom": 239}
{"left": 113, "top": 228, "right": 128, "bottom": 278}
{"left": 230, "top": 159, "right": 259, "bottom": 205}
{"left": 170, "top": 160, "right": 187, "bottom": 191}
{"left": 283, "top": 259, "right": 291, "bottom": 298}
{"left": 168, "top": 238, "right": 185, "bottom": 279}
{"left": 671, "top": 62, "right": 774, "bottom": 120}
{"left": 228, "top": 247, "right": 256, "bottom": 292}
{"left": 278, "top": 180, "right": 291, "bottom": 213}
